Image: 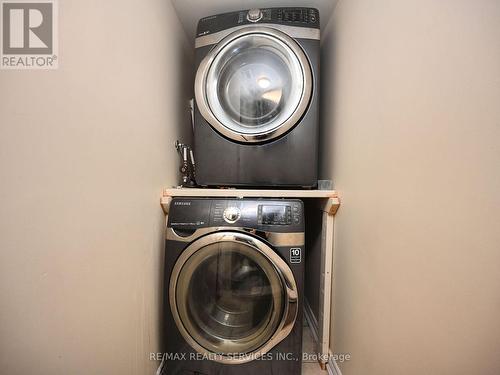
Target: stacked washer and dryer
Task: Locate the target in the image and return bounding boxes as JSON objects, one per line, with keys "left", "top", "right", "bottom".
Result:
{"left": 163, "top": 7, "right": 320, "bottom": 375}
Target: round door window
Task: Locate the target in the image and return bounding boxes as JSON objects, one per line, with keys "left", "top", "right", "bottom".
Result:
{"left": 196, "top": 28, "right": 313, "bottom": 142}
{"left": 172, "top": 236, "right": 286, "bottom": 356}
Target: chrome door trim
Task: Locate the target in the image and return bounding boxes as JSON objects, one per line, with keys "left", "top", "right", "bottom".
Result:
{"left": 166, "top": 226, "right": 305, "bottom": 246}
{"left": 195, "top": 24, "right": 320, "bottom": 49}
{"left": 195, "top": 27, "right": 313, "bottom": 143}
{"left": 169, "top": 231, "right": 298, "bottom": 364}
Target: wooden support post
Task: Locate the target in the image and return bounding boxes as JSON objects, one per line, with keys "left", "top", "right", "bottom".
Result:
{"left": 316, "top": 197, "right": 337, "bottom": 369}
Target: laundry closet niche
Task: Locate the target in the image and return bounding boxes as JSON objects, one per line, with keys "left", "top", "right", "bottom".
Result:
{"left": 165, "top": 0, "right": 339, "bottom": 370}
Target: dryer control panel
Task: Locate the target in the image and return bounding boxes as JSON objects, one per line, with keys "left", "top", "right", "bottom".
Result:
{"left": 197, "top": 7, "right": 320, "bottom": 37}
{"left": 168, "top": 198, "right": 304, "bottom": 233}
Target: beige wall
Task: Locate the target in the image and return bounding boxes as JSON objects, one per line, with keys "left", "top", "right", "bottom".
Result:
{"left": 321, "top": 1, "right": 500, "bottom": 374}
{"left": 0, "top": 1, "right": 192, "bottom": 374}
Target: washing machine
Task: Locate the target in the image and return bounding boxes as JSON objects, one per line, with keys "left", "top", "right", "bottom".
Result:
{"left": 162, "top": 198, "right": 304, "bottom": 375}
{"left": 193, "top": 7, "right": 320, "bottom": 188}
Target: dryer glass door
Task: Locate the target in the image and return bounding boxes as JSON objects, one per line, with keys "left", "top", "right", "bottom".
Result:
{"left": 196, "top": 27, "right": 313, "bottom": 143}
{"left": 170, "top": 232, "right": 298, "bottom": 364}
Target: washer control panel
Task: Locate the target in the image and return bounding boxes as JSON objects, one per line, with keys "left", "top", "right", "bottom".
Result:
{"left": 223, "top": 206, "right": 241, "bottom": 223}
{"left": 212, "top": 199, "right": 303, "bottom": 229}
{"left": 256, "top": 202, "right": 302, "bottom": 225}
{"left": 258, "top": 204, "right": 291, "bottom": 225}
{"left": 168, "top": 198, "right": 304, "bottom": 232}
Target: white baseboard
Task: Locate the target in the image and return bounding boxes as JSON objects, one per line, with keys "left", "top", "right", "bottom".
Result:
{"left": 303, "top": 298, "right": 320, "bottom": 343}
{"left": 155, "top": 358, "right": 164, "bottom": 375}
{"left": 155, "top": 354, "right": 341, "bottom": 375}
{"left": 326, "top": 354, "right": 342, "bottom": 375}
{"left": 304, "top": 299, "right": 342, "bottom": 375}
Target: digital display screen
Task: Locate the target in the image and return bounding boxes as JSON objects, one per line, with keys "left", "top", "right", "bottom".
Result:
{"left": 260, "top": 205, "right": 291, "bottom": 224}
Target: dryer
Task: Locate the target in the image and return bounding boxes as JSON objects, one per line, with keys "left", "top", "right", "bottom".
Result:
{"left": 193, "top": 7, "right": 320, "bottom": 188}
{"left": 162, "top": 198, "right": 305, "bottom": 375}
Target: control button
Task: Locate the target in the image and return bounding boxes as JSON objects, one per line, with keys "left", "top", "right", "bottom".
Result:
{"left": 223, "top": 207, "right": 241, "bottom": 224}
{"left": 247, "top": 8, "right": 263, "bottom": 22}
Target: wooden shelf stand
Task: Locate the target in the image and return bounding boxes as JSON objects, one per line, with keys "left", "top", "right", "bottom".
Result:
{"left": 162, "top": 187, "right": 339, "bottom": 215}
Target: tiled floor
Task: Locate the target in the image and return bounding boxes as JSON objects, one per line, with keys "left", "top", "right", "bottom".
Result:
{"left": 302, "top": 321, "right": 328, "bottom": 374}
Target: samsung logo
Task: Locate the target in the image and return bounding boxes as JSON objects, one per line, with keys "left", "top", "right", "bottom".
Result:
{"left": 174, "top": 201, "right": 191, "bottom": 206}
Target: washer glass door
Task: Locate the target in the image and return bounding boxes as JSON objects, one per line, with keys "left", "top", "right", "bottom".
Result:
{"left": 196, "top": 28, "right": 313, "bottom": 142}
{"left": 170, "top": 232, "right": 297, "bottom": 363}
